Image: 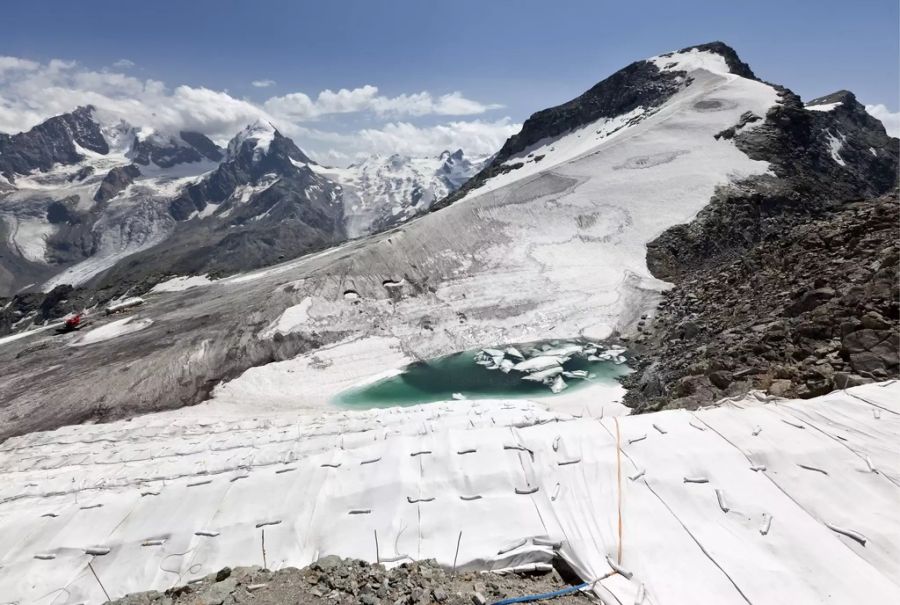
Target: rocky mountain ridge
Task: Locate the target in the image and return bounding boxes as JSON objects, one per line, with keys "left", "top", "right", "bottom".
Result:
{"left": 434, "top": 42, "right": 755, "bottom": 210}
{"left": 623, "top": 84, "right": 899, "bottom": 409}
{"left": 0, "top": 112, "right": 476, "bottom": 325}
{"left": 625, "top": 192, "right": 898, "bottom": 409}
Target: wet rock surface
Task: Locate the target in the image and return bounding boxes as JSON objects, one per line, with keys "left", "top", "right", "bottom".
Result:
{"left": 108, "top": 559, "right": 589, "bottom": 605}
{"left": 625, "top": 193, "right": 899, "bottom": 410}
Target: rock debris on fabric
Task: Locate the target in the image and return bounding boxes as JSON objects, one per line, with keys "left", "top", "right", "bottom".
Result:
{"left": 108, "top": 559, "right": 592, "bottom": 605}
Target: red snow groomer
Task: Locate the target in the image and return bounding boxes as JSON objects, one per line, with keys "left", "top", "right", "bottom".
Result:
{"left": 57, "top": 313, "right": 87, "bottom": 334}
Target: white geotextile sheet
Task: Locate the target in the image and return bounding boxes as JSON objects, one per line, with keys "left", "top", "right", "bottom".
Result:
{"left": 1, "top": 385, "right": 899, "bottom": 604}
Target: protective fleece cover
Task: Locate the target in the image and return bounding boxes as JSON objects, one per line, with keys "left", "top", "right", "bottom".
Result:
{"left": 0, "top": 382, "right": 898, "bottom": 604}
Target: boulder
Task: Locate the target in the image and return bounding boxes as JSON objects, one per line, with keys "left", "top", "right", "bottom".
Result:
{"left": 833, "top": 372, "right": 875, "bottom": 389}
{"left": 708, "top": 370, "right": 733, "bottom": 390}
{"left": 786, "top": 287, "right": 835, "bottom": 316}
{"left": 861, "top": 311, "right": 890, "bottom": 330}
{"left": 769, "top": 379, "right": 793, "bottom": 397}
{"left": 842, "top": 329, "right": 899, "bottom": 374}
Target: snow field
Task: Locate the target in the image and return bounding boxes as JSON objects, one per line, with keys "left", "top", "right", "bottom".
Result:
{"left": 69, "top": 316, "right": 153, "bottom": 346}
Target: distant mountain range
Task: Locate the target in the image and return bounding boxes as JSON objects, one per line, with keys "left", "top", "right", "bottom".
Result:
{"left": 0, "top": 110, "right": 483, "bottom": 297}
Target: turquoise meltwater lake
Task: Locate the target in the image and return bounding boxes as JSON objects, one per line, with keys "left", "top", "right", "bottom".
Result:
{"left": 334, "top": 340, "right": 631, "bottom": 408}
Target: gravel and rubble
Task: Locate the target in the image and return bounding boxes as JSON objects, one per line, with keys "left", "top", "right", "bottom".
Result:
{"left": 625, "top": 192, "right": 899, "bottom": 411}
{"left": 108, "top": 558, "right": 592, "bottom": 605}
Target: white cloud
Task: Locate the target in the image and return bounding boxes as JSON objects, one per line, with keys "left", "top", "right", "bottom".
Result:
{"left": 264, "top": 85, "right": 502, "bottom": 121}
{"left": 866, "top": 104, "right": 900, "bottom": 138}
{"left": 287, "top": 118, "right": 520, "bottom": 162}
{"left": 112, "top": 59, "right": 135, "bottom": 69}
{"left": 252, "top": 79, "right": 276, "bottom": 88}
{"left": 0, "top": 54, "right": 513, "bottom": 164}
{"left": 0, "top": 56, "right": 39, "bottom": 77}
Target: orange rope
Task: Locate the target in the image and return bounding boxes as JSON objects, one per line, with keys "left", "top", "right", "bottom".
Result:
{"left": 614, "top": 416, "right": 623, "bottom": 564}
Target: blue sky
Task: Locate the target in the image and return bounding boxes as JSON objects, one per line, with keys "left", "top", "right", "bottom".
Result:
{"left": 1, "top": 0, "right": 897, "bottom": 161}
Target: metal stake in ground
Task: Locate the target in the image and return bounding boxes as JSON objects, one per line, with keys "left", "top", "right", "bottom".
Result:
{"left": 88, "top": 561, "right": 112, "bottom": 602}
{"left": 261, "top": 528, "right": 267, "bottom": 570}
{"left": 452, "top": 531, "right": 462, "bottom": 575}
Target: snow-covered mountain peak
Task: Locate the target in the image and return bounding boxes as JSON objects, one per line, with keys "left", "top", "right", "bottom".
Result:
{"left": 438, "top": 149, "right": 465, "bottom": 162}
{"left": 649, "top": 41, "right": 758, "bottom": 79}
{"left": 226, "top": 119, "right": 278, "bottom": 161}
{"left": 99, "top": 119, "right": 138, "bottom": 155}
{"left": 649, "top": 47, "right": 731, "bottom": 75}
{"left": 323, "top": 149, "right": 487, "bottom": 237}
{"left": 805, "top": 90, "right": 856, "bottom": 112}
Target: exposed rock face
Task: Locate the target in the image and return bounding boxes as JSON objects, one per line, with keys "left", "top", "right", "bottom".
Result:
{"left": 93, "top": 164, "right": 141, "bottom": 203}
{"left": 179, "top": 130, "right": 225, "bottom": 162}
{"left": 131, "top": 130, "right": 223, "bottom": 168}
{"left": 122, "top": 123, "right": 349, "bottom": 281}
{"left": 624, "top": 73, "right": 899, "bottom": 410}
{"left": 0, "top": 106, "right": 108, "bottom": 180}
{"left": 169, "top": 123, "right": 318, "bottom": 220}
{"left": 626, "top": 193, "right": 899, "bottom": 410}
{"left": 107, "top": 559, "right": 586, "bottom": 605}
{"left": 647, "top": 88, "right": 899, "bottom": 281}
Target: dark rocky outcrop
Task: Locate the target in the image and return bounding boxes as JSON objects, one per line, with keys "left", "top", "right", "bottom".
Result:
{"left": 93, "top": 164, "right": 141, "bottom": 203}
{"left": 131, "top": 131, "right": 222, "bottom": 168}
{"left": 0, "top": 106, "right": 108, "bottom": 180}
{"left": 646, "top": 87, "right": 899, "bottom": 281}
{"left": 0, "top": 284, "right": 80, "bottom": 336}
{"left": 179, "top": 130, "right": 225, "bottom": 162}
{"left": 625, "top": 193, "right": 899, "bottom": 410}
{"left": 169, "top": 127, "right": 316, "bottom": 220}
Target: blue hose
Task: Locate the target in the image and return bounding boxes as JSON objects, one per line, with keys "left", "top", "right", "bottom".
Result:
{"left": 490, "top": 582, "right": 590, "bottom": 604}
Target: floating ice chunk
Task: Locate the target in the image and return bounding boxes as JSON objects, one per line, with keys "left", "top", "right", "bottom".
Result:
{"left": 512, "top": 355, "right": 566, "bottom": 373}
{"left": 481, "top": 348, "right": 504, "bottom": 358}
{"left": 452, "top": 393, "right": 466, "bottom": 400}
{"left": 523, "top": 366, "right": 564, "bottom": 382}
{"left": 592, "top": 345, "right": 628, "bottom": 364}
{"left": 550, "top": 375, "right": 568, "bottom": 393}
{"left": 504, "top": 346, "right": 525, "bottom": 360}
{"left": 540, "top": 343, "right": 583, "bottom": 357}
{"left": 562, "top": 370, "right": 588, "bottom": 379}
{"left": 499, "top": 359, "right": 515, "bottom": 373}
